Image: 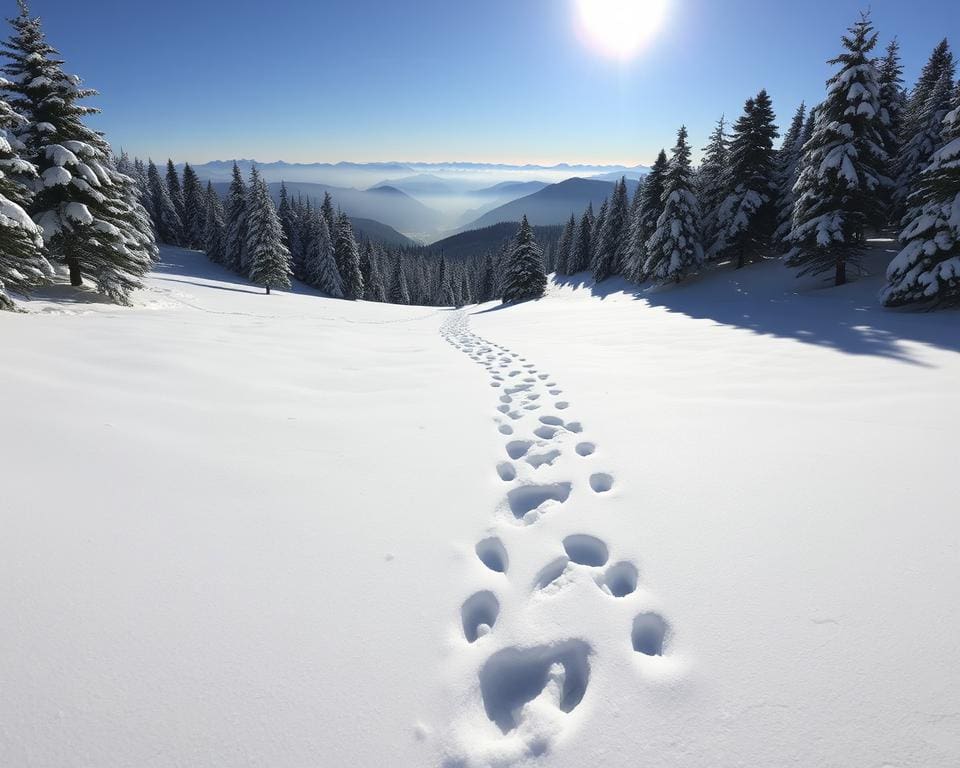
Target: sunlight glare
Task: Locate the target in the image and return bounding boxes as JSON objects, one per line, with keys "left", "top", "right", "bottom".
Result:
{"left": 576, "top": 0, "right": 668, "bottom": 59}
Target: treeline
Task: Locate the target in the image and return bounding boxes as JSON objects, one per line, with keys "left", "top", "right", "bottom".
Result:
{"left": 0, "top": 0, "right": 156, "bottom": 310}
{"left": 542, "top": 14, "right": 960, "bottom": 310}
{"left": 134, "top": 156, "right": 541, "bottom": 305}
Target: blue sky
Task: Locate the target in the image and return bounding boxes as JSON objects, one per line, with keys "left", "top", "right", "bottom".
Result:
{"left": 25, "top": 0, "right": 960, "bottom": 166}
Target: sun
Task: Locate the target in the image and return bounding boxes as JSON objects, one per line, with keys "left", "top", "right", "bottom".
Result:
{"left": 575, "top": 0, "right": 668, "bottom": 59}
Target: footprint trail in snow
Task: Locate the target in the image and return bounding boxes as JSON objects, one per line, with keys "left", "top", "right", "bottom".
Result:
{"left": 437, "top": 310, "right": 678, "bottom": 766}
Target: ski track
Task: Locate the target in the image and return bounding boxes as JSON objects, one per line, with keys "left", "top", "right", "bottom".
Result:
{"left": 438, "top": 310, "right": 675, "bottom": 766}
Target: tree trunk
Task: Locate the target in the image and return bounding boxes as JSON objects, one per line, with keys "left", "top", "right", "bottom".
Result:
{"left": 67, "top": 257, "right": 82, "bottom": 287}
{"left": 835, "top": 256, "right": 847, "bottom": 287}
{"left": 266, "top": 284, "right": 271, "bottom": 295}
{"left": 736, "top": 249, "right": 744, "bottom": 270}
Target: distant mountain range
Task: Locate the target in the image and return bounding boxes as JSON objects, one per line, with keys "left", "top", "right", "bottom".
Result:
{"left": 469, "top": 180, "right": 551, "bottom": 198}
{"left": 348, "top": 217, "right": 418, "bottom": 248}
{"left": 461, "top": 177, "right": 641, "bottom": 231}
{"left": 429, "top": 222, "right": 564, "bottom": 261}
{"left": 210, "top": 180, "right": 443, "bottom": 240}
{"left": 210, "top": 180, "right": 421, "bottom": 247}
{"left": 196, "top": 161, "right": 649, "bottom": 243}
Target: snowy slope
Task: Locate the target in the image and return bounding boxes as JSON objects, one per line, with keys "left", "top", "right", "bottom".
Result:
{"left": 2, "top": 246, "right": 959, "bottom": 768}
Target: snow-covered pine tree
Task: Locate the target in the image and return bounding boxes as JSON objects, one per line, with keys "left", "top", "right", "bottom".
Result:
{"left": 165, "top": 159, "right": 186, "bottom": 229}
{"left": 696, "top": 116, "right": 730, "bottom": 250}
{"left": 112, "top": 154, "right": 157, "bottom": 267}
{"left": 626, "top": 148, "right": 668, "bottom": 282}
{"left": 181, "top": 163, "right": 205, "bottom": 250}
{"left": 245, "top": 172, "right": 291, "bottom": 294}
{"left": 900, "top": 39, "right": 953, "bottom": 146}
{"left": 302, "top": 207, "right": 343, "bottom": 297}
{"left": 366, "top": 244, "right": 386, "bottom": 302}
{"left": 0, "top": 95, "right": 49, "bottom": 309}
{"left": 644, "top": 126, "right": 704, "bottom": 282}
{"left": 320, "top": 191, "right": 335, "bottom": 237}
{"left": 202, "top": 181, "right": 226, "bottom": 264}
{"left": 502, "top": 215, "right": 546, "bottom": 303}
{"left": 114, "top": 152, "right": 156, "bottom": 257}
{"left": 710, "top": 90, "right": 780, "bottom": 267}
{"left": 460, "top": 273, "right": 471, "bottom": 306}
{"left": 892, "top": 40, "right": 955, "bottom": 220}
{"left": 881, "top": 86, "right": 960, "bottom": 307}
{"left": 772, "top": 102, "right": 807, "bottom": 246}
{"left": 893, "top": 68, "right": 955, "bottom": 223}
{"left": 359, "top": 239, "right": 377, "bottom": 299}
{"left": 277, "top": 182, "right": 303, "bottom": 278}
{"left": 589, "top": 198, "right": 607, "bottom": 270}
{"left": 567, "top": 206, "right": 592, "bottom": 274}
{"left": 593, "top": 177, "right": 629, "bottom": 281}
{"left": 555, "top": 213, "right": 575, "bottom": 275}
{"left": 132, "top": 157, "right": 156, "bottom": 232}
{"left": 146, "top": 159, "right": 182, "bottom": 245}
{"left": 478, "top": 252, "right": 495, "bottom": 300}
{"left": 333, "top": 211, "right": 364, "bottom": 299}
{"left": 877, "top": 39, "right": 906, "bottom": 173}
{"left": 222, "top": 162, "right": 247, "bottom": 273}
{"left": 786, "top": 14, "right": 890, "bottom": 287}
{"left": 1, "top": 0, "right": 155, "bottom": 302}
{"left": 389, "top": 257, "right": 410, "bottom": 305}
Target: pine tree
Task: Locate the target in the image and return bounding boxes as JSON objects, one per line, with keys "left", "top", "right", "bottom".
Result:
{"left": 181, "top": 163, "right": 205, "bottom": 250}
{"left": 589, "top": 198, "right": 607, "bottom": 270}
{"left": 644, "top": 126, "right": 703, "bottom": 282}
{"left": 877, "top": 39, "right": 906, "bottom": 169}
{"left": 114, "top": 153, "right": 156, "bottom": 259}
{"left": 202, "top": 181, "right": 226, "bottom": 264}
{"left": 479, "top": 252, "right": 495, "bottom": 300}
{"left": 277, "top": 182, "right": 303, "bottom": 278}
{"left": 366, "top": 245, "right": 387, "bottom": 302}
{"left": 389, "top": 257, "right": 410, "bottom": 305}
{"left": 555, "top": 214, "right": 575, "bottom": 275}
{"left": 697, "top": 116, "right": 730, "bottom": 249}
{"left": 710, "top": 90, "right": 780, "bottom": 267}
{"left": 568, "top": 207, "right": 592, "bottom": 274}
{"left": 786, "top": 14, "right": 890, "bottom": 287}
{"left": 593, "top": 177, "right": 629, "bottom": 281}
{"left": 900, "top": 39, "right": 953, "bottom": 144}
{"left": 0, "top": 95, "right": 49, "bottom": 309}
{"left": 772, "top": 102, "right": 808, "bottom": 246}
{"left": 881, "top": 87, "right": 960, "bottom": 307}
{"left": 165, "top": 159, "right": 185, "bottom": 229}
{"left": 146, "top": 159, "right": 182, "bottom": 246}
{"left": 303, "top": 208, "right": 343, "bottom": 297}
{"left": 502, "top": 215, "right": 546, "bottom": 303}
{"left": 894, "top": 69, "right": 956, "bottom": 222}
{"left": 320, "top": 191, "right": 335, "bottom": 236}
{"left": 132, "top": 157, "right": 156, "bottom": 231}
{"left": 626, "top": 149, "right": 668, "bottom": 282}
{"left": 892, "top": 40, "right": 955, "bottom": 219}
{"left": 359, "top": 240, "right": 375, "bottom": 299}
{"left": 245, "top": 172, "right": 291, "bottom": 294}
{"left": 223, "top": 162, "right": 247, "bottom": 273}
{"left": 1, "top": 0, "right": 155, "bottom": 302}
{"left": 333, "top": 212, "right": 364, "bottom": 299}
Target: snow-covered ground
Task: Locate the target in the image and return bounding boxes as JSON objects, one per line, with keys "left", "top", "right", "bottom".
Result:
{"left": 2, "top": 246, "right": 958, "bottom": 767}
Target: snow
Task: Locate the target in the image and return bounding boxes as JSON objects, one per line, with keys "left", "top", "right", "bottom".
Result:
{"left": 0, "top": 196, "right": 40, "bottom": 233}
{"left": 1, "top": 247, "right": 959, "bottom": 767}
{"left": 64, "top": 201, "right": 94, "bottom": 225}
{"left": 41, "top": 164, "right": 71, "bottom": 187}
{"left": 44, "top": 143, "right": 79, "bottom": 168}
